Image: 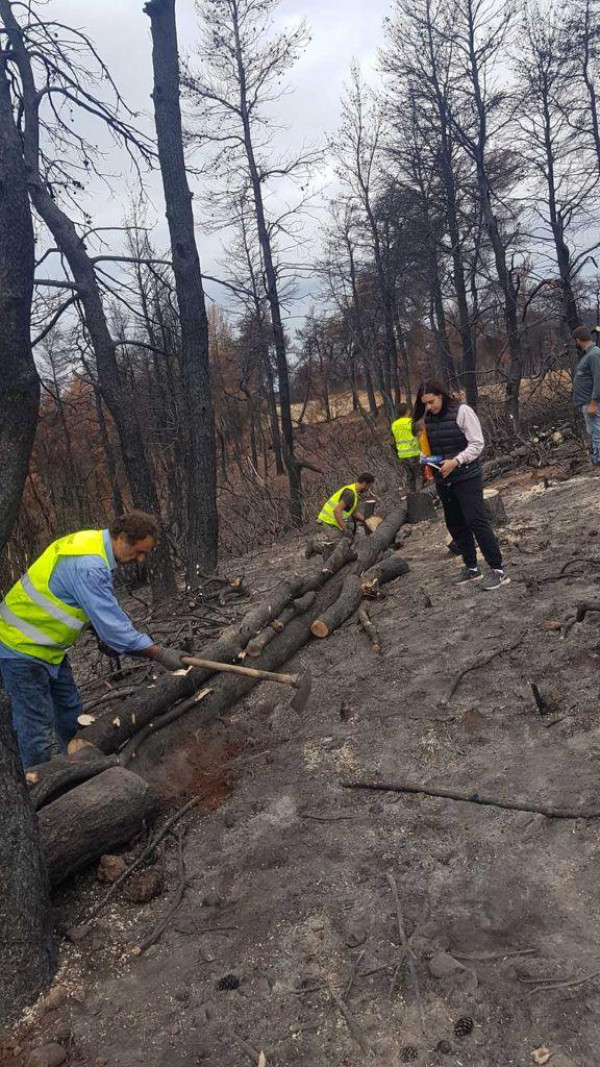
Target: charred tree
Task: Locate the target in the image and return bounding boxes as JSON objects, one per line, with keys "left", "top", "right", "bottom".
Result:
{"left": 0, "top": 693, "right": 56, "bottom": 1019}
{"left": 0, "top": 38, "right": 39, "bottom": 568}
{"left": 145, "top": 0, "right": 218, "bottom": 579}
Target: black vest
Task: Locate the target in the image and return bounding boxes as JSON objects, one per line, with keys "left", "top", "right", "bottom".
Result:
{"left": 425, "top": 403, "right": 481, "bottom": 484}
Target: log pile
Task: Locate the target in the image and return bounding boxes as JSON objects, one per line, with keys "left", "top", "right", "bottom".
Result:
{"left": 31, "top": 504, "right": 411, "bottom": 888}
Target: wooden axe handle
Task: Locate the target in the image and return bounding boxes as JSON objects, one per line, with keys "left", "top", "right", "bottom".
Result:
{"left": 181, "top": 656, "right": 299, "bottom": 687}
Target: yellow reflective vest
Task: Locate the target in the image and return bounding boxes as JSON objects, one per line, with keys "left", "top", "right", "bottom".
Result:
{"left": 0, "top": 530, "right": 109, "bottom": 664}
{"left": 317, "top": 484, "right": 358, "bottom": 529}
{"left": 391, "top": 417, "right": 420, "bottom": 460}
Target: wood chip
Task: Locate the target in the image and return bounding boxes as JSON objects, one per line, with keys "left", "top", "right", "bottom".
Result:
{"left": 77, "top": 713, "right": 96, "bottom": 727}
{"left": 112, "top": 717, "right": 121, "bottom": 727}
{"left": 532, "top": 1047, "right": 551, "bottom": 1065}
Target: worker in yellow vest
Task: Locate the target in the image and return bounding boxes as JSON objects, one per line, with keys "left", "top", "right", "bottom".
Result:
{"left": 305, "top": 473, "right": 375, "bottom": 558}
{"left": 0, "top": 512, "right": 187, "bottom": 769}
{"left": 391, "top": 403, "right": 421, "bottom": 491}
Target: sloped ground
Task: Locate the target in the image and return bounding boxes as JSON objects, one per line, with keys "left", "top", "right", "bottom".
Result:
{"left": 5, "top": 466, "right": 600, "bottom": 1067}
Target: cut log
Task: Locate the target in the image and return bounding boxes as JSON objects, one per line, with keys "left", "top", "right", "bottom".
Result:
{"left": 28, "top": 746, "right": 120, "bottom": 811}
{"left": 483, "top": 488, "right": 508, "bottom": 526}
{"left": 357, "top": 603, "right": 381, "bottom": 652}
{"left": 38, "top": 767, "right": 159, "bottom": 889}
{"left": 361, "top": 553, "right": 410, "bottom": 595}
{"left": 312, "top": 549, "right": 409, "bottom": 639}
{"left": 311, "top": 574, "right": 363, "bottom": 638}
{"left": 406, "top": 490, "right": 436, "bottom": 524}
{"left": 246, "top": 591, "right": 317, "bottom": 657}
{"left": 0, "top": 693, "right": 56, "bottom": 1020}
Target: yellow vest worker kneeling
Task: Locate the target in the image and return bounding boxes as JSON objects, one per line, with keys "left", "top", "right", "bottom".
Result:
{"left": 0, "top": 512, "right": 190, "bottom": 770}
{"left": 305, "top": 473, "right": 375, "bottom": 559}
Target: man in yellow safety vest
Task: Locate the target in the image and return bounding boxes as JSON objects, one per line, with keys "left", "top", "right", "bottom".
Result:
{"left": 0, "top": 512, "right": 187, "bottom": 769}
{"left": 305, "top": 473, "right": 375, "bottom": 558}
{"left": 390, "top": 403, "right": 421, "bottom": 491}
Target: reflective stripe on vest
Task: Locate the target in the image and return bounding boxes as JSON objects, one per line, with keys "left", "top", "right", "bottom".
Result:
{"left": 391, "top": 418, "right": 420, "bottom": 459}
{"left": 0, "top": 529, "right": 108, "bottom": 664}
{"left": 317, "top": 484, "right": 358, "bottom": 528}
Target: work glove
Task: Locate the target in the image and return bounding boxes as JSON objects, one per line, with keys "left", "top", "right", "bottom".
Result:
{"left": 153, "top": 645, "right": 188, "bottom": 672}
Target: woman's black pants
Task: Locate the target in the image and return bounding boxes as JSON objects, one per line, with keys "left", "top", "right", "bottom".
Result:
{"left": 436, "top": 474, "right": 503, "bottom": 570}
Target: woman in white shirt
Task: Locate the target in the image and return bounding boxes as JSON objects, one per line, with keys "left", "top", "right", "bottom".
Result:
{"left": 413, "top": 381, "right": 509, "bottom": 591}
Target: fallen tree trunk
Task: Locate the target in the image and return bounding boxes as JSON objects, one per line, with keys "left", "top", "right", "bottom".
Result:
{"left": 38, "top": 767, "right": 158, "bottom": 888}
{"left": 245, "top": 591, "right": 317, "bottom": 658}
{"left": 311, "top": 574, "right": 363, "bottom": 639}
{"left": 73, "top": 543, "right": 357, "bottom": 756}
{"left": 28, "top": 746, "right": 120, "bottom": 811}
{"left": 134, "top": 505, "right": 408, "bottom": 770}
{"left": 361, "top": 553, "right": 410, "bottom": 595}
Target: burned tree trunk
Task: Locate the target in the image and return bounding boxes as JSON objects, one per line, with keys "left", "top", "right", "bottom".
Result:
{"left": 38, "top": 767, "right": 158, "bottom": 889}
{"left": 407, "top": 491, "right": 437, "bottom": 524}
{"left": 145, "top": 0, "right": 218, "bottom": 579}
{"left": 0, "top": 42, "right": 39, "bottom": 567}
{"left": 27, "top": 746, "right": 120, "bottom": 812}
{"left": 483, "top": 488, "right": 508, "bottom": 526}
{"left": 0, "top": 693, "right": 56, "bottom": 1019}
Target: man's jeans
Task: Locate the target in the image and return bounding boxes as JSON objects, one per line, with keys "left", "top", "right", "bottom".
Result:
{"left": 0, "top": 656, "right": 81, "bottom": 769}
{"left": 582, "top": 405, "right": 600, "bottom": 464}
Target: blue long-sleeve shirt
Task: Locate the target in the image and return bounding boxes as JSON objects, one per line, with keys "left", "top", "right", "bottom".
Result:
{"left": 0, "top": 529, "right": 153, "bottom": 677}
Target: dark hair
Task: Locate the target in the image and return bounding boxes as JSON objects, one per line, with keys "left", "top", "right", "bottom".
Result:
{"left": 573, "top": 325, "right": 593, "bottom": 342}
{"left": 357, "top": 472, "right": 375, "bottom": 485}
{"left": 396, "top": 402, "right": 409, "bottom": 418}
{"left": 412, "top": 380, "right": 457, "bottom": 431}
{"left": 109, "top": 511, "right": 158, "bottom": 544}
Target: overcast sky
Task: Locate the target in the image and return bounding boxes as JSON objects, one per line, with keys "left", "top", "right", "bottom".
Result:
{"left": 46, "top": 0, "right": 393, "bottom": 324}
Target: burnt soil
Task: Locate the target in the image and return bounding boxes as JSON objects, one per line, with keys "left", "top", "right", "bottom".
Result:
{"left": 4, "top": 464, "right": 600, "bottom": 1067}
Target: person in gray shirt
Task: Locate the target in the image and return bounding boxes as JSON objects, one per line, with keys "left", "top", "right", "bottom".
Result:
{"left": 572, "top": 324, "right": 600, "bottom": 467}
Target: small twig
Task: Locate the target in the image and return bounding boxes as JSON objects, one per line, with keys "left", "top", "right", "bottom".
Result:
{"left": 345, "top": 949, "right": 366, "bottom": 998}
{"left": 453, "top": 948, "right": 536, "bottom": 962}
{"left": 328, "top": 985, "right": 372, "bottom": 1056}
{"left": 302, "top": 812, "right": 361, "bottom": 822}
{"left": 519, "top": 967, "right": 600, "bottom": 996}
{"left": 85, "top": 796, "right": 201, "bottom": 923}
{"left": 386, "top": 874, "right": 424, "bottom": 1032}
{"left": 357, "top": 602, "right": 381, "bottom": 653}
{"left": 559, "top": 557, "right": 600, "bottom": 575}
{"left": 82, "top": 686, "right": 138, "bottom": 713}
{"left": 447, "top": 634, "right": 524, "bottom": 701}
{"left": 342, "top": 780, "right": 600, "bottom": 820}
{"left": 133, "top": 826, "right": 188, "bottom": 955}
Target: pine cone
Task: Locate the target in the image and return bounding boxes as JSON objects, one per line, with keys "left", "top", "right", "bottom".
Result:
{"left": 454, "top": 1016, "right": 474, "bottom": 1037}
{"left": 400, "top": 1047, "right": 419, "bottom": 1063}
{"left": 436, "top": 1040, "right": 452, "bottom": 1054}
{"left": 216, "top": 973, "right": 240, "bottom": 991}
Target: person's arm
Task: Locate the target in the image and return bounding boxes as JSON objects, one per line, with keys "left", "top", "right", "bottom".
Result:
{"left": 589, "top": 350, "right": 600, "bottom": 411}
{"left": 66, "top": 565, "right": 184, "bottom": 669}
{"left": 439, "top": 405, "right": 485, "bottom": 477}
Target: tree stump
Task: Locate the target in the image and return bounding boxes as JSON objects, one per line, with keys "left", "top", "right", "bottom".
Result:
{"left": 0, "top": 693, "right": 56, "bottom": 1019}
{"left": 483, "top": 488, "right": 508, "bottom": 526}
{"left": 38, "top": 767, "right": 159, "bottom": 889}
{"left": 407, "top": 491, "right": 436, "bottom": 524}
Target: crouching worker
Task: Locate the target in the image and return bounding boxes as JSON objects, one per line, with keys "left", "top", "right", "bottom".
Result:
{"left": 0, "top": 512, "right": 187, "bottom": 769}
{"left": 413, "top": 381, "right": 509, "bottom": 591}
{"left": 305, "top": 474, "right": 375, "bottom": 559}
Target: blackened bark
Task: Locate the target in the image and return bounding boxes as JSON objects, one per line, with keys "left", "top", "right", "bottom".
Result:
{"left": 0, "top": 45, "right": 39, "bottom": 566}
{"left": 145, "top": 0, "right": 218, "bottom": 580}
{"left": 0, "top": 693, "right": 56, "bottom": 1019}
